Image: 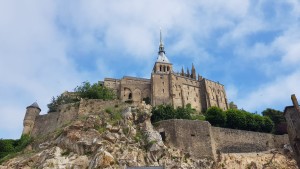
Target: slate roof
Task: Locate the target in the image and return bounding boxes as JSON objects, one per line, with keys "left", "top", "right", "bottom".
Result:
{"left": 27, "top": 102, "right": 41, "bottom": 111}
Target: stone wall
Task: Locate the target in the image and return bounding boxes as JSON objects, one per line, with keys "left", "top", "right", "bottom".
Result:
{"left": 155, "top": 119, "right": 289, "bottom": 160}
{"left": 170, "top": 74, "right": 202, "bottom": 111}
{"left": 155, "top": 119, "right": 216, "bottom": 160}
{"left": 31, "top": 99, "right": 121, "bottom": 137}
{"left": 212, "top": 127, "right": 288, "bottom": 153}
{"left": 104, "top": 77, "right": 151, "bottom": 105}
{"left": 202, "top": 79, "right": 228, "bottom": 111}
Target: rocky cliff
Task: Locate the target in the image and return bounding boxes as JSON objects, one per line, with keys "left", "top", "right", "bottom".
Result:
{"left": 0, "top": 102, "right": 297, "bottom": 169}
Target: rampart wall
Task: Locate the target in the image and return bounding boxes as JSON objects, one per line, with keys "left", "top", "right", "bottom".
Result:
{"left": 156, "top": 119, "right": 216, "bottom": 159}
{"left": 155, "top": 119, "right": 289, "bottom": 160}
{"left": 212, "top": 127, "right": 287, "bottom": 153}
{"left": 31, "top": 99, "right": 120, "bottom": 137}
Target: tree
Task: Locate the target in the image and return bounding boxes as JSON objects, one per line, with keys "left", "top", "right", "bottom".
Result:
{"left": 151, "top": 105, "right": 176, "bottom": 123}
{"left": 226, "top": 109, "right": 246, "bottom": 129}
{"left": 262, "top": 108, "right": 287, "bottom": 134}
{"left": 151, "top": 104, "right": 193, "bottom": 123}
{"left": 206, "top": 106, "right": 226, "bottom": 127}
{"left": 75, "top": 81, "right": 115, "bottom": 100}
{"left": 47, "top": 94, "right": 79, "bottom": 113}
{"left": 47, "top": 81, "right": 116, "bottom": 113}
{"left": 262, "top": 116, "right": 274, "bottom": 133}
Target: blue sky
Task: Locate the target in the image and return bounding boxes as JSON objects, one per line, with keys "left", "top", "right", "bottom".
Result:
{"left": 1, "top": 0, "right": 300, "bottom": 139}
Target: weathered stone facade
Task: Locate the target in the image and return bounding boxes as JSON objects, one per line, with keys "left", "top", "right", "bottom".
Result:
{"left": 155, "top": 119, "right": 289, "bottom": 161}
{"left": 103, "top": 34, "right": 228, "bottom": 112}
{"left": 23, "top": 99, "right": 121, "bottom": 137}
{"left": 284, "top": 94, "right": 300, "bottom": 167}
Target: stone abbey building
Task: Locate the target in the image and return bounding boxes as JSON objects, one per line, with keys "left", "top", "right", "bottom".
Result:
{"left": 103, "top": 32, "right": 228, "bottom": 112}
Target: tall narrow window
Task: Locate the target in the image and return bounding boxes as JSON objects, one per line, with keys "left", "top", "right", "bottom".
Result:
{"left": 163, "top": 89, "right": 164, "bottom": 93}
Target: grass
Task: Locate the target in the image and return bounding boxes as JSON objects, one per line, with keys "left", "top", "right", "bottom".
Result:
{"left": 105, "top": 107, "right": 123, "bottom": 126}
{"left": 122, "top": 127, "right": 130, "bottom": 135}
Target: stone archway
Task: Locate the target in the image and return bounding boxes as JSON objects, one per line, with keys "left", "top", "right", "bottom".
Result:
{"left": 133, "top": 88, "right": 142, "bottom": 103}
{"left": 123, "top": 88, "right": 132, "bottom": 101}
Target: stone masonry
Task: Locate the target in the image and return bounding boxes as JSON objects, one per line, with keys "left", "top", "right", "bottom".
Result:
{"left": 103, "top": 32, "right": 228, "bottom": 112}
{"left": 284, "top": 94, "right": 300, "bottom": 167}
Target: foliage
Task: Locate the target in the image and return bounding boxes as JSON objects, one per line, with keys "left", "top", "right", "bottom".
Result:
{"left": 262, "top": 108, "right": 287, "bottom": 134}
{"left": 47, "top": 94, "right": 79, "bottom": 113}
{"left": 0, "top": 134, "right": 32, "bottom": 163}
{"left": 105, "top": 107, "right": 122, "bottom": 125}
{"left": 151, "top": 104, "right": 193, "bottom": 123}
{"left": 262, "top": 116, "right": 274, "bottom": 133}
{"left": 207, "top": 108, "right": 275, "bottom": 133}
{"left": 206, "top": 107, "right": 226, "bottom": 127}
{"left": 47, "top": 81, "right": 116, "bottom": 113}
{"left": 191, "top": 114, "right": 206, "bottom": 121}
{"left": 225, "top": 109, "right": 246, "bottom": 129}
{"left": 75, "top": 81, "right": 115, "bottom": 100}
{"left": 143, "top": 97, "right": 151, "bottom": 104}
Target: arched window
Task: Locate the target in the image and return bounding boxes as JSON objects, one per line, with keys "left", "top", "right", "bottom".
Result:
{"left": 167, "top": 66, "right": 169, "bottom": 71}
{"left": 164, "top": 65, "right": 166, "bottom": 72}
{"left": 160, "top": 65, "right": 162, "bottom": 71}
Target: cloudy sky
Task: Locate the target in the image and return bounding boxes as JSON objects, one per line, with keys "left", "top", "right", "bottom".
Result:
{"left": 1, "top": 0, "right": 300, "bottom": 139}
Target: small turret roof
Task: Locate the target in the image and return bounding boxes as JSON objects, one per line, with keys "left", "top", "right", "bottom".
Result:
{"left": 27, "top": 102, "right": 41, "bottom": 111}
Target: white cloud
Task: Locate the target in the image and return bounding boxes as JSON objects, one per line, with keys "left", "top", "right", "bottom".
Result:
{"left": 1, "top": 0, "right": 300, "bottom": 139}
{"left": 236, "top": 71, "right": 300, "bottom": 112}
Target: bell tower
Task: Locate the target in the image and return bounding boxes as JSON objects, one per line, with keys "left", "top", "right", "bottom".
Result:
{"left": 151, "top": 30, "right": 173, "bottom": 106}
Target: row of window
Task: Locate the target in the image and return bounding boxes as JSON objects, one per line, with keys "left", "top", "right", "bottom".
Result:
{"left": 159, "top": 65, "right": 170, "bottom": 72}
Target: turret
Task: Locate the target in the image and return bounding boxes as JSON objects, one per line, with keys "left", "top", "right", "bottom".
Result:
{"left": 22, "top": 102, "right": 41, "bottom": 135}
{"left": 191, "top": 63, "right": 196, "bottom": 79}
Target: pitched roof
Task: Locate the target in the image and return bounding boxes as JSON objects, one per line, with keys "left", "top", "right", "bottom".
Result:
{"left": 27, "top": 102, "right": 41, "bottom": 111}
{"left": 156, "top": 52, "right": 170, "bottom": 63}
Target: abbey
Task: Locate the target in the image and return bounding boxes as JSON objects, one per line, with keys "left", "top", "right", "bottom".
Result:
{"left": 103, "top": 32, "right": 228, "bottom": 112}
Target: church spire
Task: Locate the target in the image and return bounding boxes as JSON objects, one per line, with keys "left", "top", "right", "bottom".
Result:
{"left": 156, "top": 29, "right": 170, "bottom": 63}
{"left": 159, "top": 29, "right": 165, "bottom": 54}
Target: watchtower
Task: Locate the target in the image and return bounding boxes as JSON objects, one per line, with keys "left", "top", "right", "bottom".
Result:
{"left": 22, "top": 102, "right": 41, "bottom": 135}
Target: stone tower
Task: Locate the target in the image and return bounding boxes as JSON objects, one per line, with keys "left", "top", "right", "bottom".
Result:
{"left": 151, "top": 30, "right": 173, "bottom": 106}
{"left": 22, "top": 102, "right": 41, "bottom": 135}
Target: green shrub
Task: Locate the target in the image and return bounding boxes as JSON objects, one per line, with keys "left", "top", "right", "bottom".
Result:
{"left": 143, "top": 97, "right": 151, "bottom": 104}
{"left": 47, "top": 81, "right": 116, "bottom": 113}
{"left": 75, "top": 81, "right": 115, "bottom": 100}
{"left": 262, "top": 108, "right": 287, "bottom": 134}
{"left": 0, "top": 134, "right": 32, "bottom": 163}
{"left": 206, "top": 107, "right": 226, "bottom": 127}
{"left": 225, "top": 109, "right": 246, "bottom": 129}
{"left": 191, "top": 115, "right": 205, "bottom": 121}
{"left": 262, "top": 116, "right": 274, "bottom": 133}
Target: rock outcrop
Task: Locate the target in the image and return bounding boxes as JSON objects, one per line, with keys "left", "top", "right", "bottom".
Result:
{"left": 0, "top": 102, "right": 297, "bottom": 169}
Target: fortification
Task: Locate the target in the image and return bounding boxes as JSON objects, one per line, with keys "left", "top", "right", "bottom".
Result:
{"left": 22, "top": 102, "right": 41, "bottom": 135}
{"left": 155, "top": 119, "right": 289, "bottom": 161}
{"left": 103, "top": 31, "right": 228, "bottom": 112}
{"left": 23, "top": 99, "right": 120, "bottom": 137}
